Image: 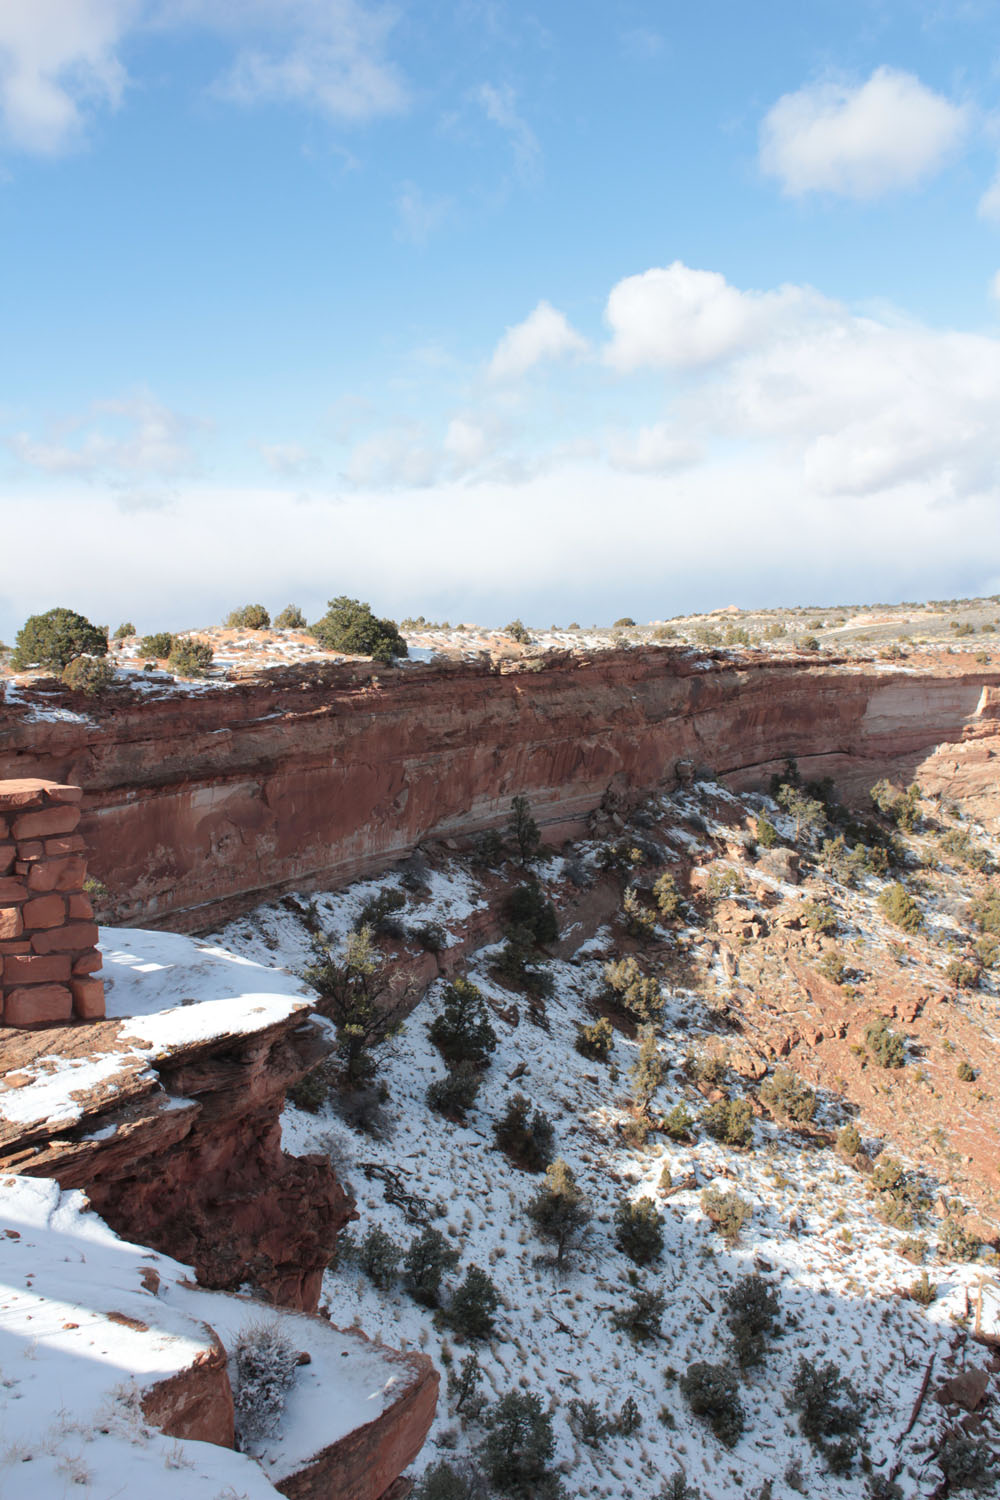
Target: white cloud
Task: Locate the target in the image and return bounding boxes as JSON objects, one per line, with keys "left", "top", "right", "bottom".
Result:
{"left": 474, "top": 82, "right": 540, "bottom": 182}
{"left": 395, "top": 181, "right": 451, "bottom": 245}
{"left": 343, "top": 424, "right": 439, "bottom": 488}
{"left": 603, "top": 262, "right": 825, "bottom": 372}
{"left": 443, "top": 417, "right": 489, "bottom": 468}
{"left": 7, "top": 390, "right": 200, "bottom": 480}
{"left": 0, "top": 0, "right": 138, "bottom": 154}
{"left": 489, "top": 300, "right": 588, "bottom": 380}
{"left": 606, "top": 423, "right": 700, "bottom": 474}
{"left": 158, "top": 1, "right": 407, "bottom": 119}
{"left": 978, "top": 166, "right": 1000, "bottom": 222}
{"left": 256, "top": 441, "right": 313, "bottom": 475}
{"left": 759, "top": 66, "right": 967, "bottom": 198}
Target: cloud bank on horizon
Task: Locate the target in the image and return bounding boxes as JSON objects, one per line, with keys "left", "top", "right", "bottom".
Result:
{"left": 1, "top": 1, "right": 999, "bottom": 635}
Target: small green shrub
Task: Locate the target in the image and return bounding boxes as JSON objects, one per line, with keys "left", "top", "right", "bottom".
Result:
{"left": 908, "top": 1270, "right": 936, "bottom": 1306}
{"left": 226, "top": 603, "right": 270, "bottom": 629}
{"left": 525, "top": 1158, "right": 590, "bottom": 1265}
{"left": 877, "top": 882, "right": 922, "bottom": 933}
{"left": 494, "top": 1093, "right": 554, "bottom": 1170}
{"left": 680, "top": 1361, "right": 745, "bottom": 1447}
{"left": 755, "top": 814, "right": 778, "bottom": 849}
{"left": 865, "top": 1017, "right": 907, "bottom": 1069}
{"left": 566, "top": 1397, "right": 610, "bottom": 1448}
{"left": 700, "top": 1187, "right": 751, "bottom": 1244}
{"left": 653, "top": 870, "right": 682, "bottom": 918}
{"left": 623, "top": 886, "right": 657, "bottom": 939}
{"left": 506, "top": 795, "right": 541, "bottom": 864}
{"left": 312, "top": 596, "right": 407, "bottom": 662}
{"left": 837, "top": 1123, "right": 862, "bottom": 1157}
{"left": 358, "top": 1225, "right": 402, "bottom": 1288}
{"left": 939, "top": 1217, "right": 982, "bottom": 1263}
{"left": 413, "top": 1459, "right": 487, "bottom": 1500}
{"left": 575, "top": 1016, "right": 614, "bottom": 1062}
{"left": 11, "top": 607, "right": 108, "bottom": 671}
{"left": 448, "top": 1265, "right": 501, "bottom": 1341}
{"left": 504, "top": 882, "right": 558, "bottom": 944}
{"left": 759, "top": 1068, "right": 816, "bottom": 1124}
{"left": 787, "top": 1356, "right": 864, "bottom": 1473}
{"left": 616, "top": 1395, "right": 642, "bottom": 1435}
{"left": 168, "top": 637, "right": 214, "bottom": 677}
{"left": 504, "top": 619, "right": 532, "bottom": 645}
{"left": 803, "top": 900, "right": 838, "bottom": 936}
{"left": 428, "top": 977, "right": 498, "bottom": 1067}
{"left": 478, "top": 1390, "right": 561, "bottom": 1498}
{"left": 936, "top": 1431, "right": 996, "bottom": 1494}
{"left": 61, "top": 655, "right": 114, "bottom": 695}
{"left": 701, "top": 1096, "right": 754, "bottom": 1148}
{"left": 614, "top": 1196, "right": 663, "bottom": 1265}
{"left": 956, "top": 1059, "right": 976, "bottom": 1082}
{"left": 274, "top": 604, "right": 306, "bottom": 630}
{"left": 630, "top": 1026, "right": 666, "bottom": 1113}
{"left": 403, "top": 1226, "right": 461, "bottom": 1307}
{"left": 358, "top": 886, "right": 407, "bottom": 937}
{"left": 662, "top": 1103, "right": 694, "bottom": 1141}
{"left": 287, "top": 1067, "right": 330, "bottom": 1113}
{"left": 610, "top": 1282, "right": 665, "bottom": 1342}
{"left": 112, "top": 621, "right": 135, "bottom": 639}
{"left": 603, "top": 956, "right": 663, "bottom": 1023}
{"left": 140, "top": 631, "right": 174, "bottom": 658}
{"left": 723, "top": 1273, "right": 780, "bottom": 1365}
{"left": 946, "top": 959, "right": 980, "bottom": 990}
{"left": 411, "top": 920, "right": 447, "bottom": 953}
{"left": 427, "top": 1061, "right": 482, "bottom": 1119}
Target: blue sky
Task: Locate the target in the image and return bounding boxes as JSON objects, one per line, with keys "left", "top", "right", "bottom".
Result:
{"left": 2, "top": 0, "right": 1000, "bottom": 638}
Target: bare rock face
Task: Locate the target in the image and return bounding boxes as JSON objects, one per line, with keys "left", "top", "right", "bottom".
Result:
{"left": 2, "top": 649, "right": 998, "bottom": 932}
{"left": 0, "top": 1008, "right": 354, "bottom": 1311}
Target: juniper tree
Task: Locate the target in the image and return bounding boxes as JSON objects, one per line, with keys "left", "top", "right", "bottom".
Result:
{"left": 428, "top": 977, "right": 498, "bottom": 1067}
{"left": 630, "top": 1026, "right": 665, "bottom": 1114}
{"left": 507, "top": 795, "right": 541, "bottom": 865}
{"left": 525, "top": 1158, "right": 591, "bottom": 1265}
{"left": 302, "top": 926, "right": 410, "bottom": 1088}
{"left": 403, "top": 1226, "right": 461, "bottom": 1306}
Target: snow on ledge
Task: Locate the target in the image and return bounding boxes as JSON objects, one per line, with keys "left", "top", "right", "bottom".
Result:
{"left": 0, "top": 928, "right": 317, "bottom": 1135}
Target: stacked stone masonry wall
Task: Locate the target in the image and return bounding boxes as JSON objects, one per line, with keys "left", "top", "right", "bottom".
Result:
{"left": 0, "top": 779, "right": 105, "bottom": 1026}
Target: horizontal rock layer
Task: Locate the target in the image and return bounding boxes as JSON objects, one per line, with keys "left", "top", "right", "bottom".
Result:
{"left": 2, "top": 649, "right": 998, "bottom": 931}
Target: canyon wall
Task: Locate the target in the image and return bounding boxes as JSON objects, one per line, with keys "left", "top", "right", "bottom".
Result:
{"left": 1, "top": 648, "right": 998, "bottom": 931}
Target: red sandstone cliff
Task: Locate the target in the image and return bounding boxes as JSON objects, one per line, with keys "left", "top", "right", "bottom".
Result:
{"left": 2, "top": 648, "right": 997, "bottom": 931}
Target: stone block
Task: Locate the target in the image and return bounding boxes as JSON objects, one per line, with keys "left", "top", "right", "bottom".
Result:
{"left": 0, "top": 908, "right": 24, "bottom": 940}
{"left": 21, "top": 894, "right": 66, "bottom": 930}
{"left": 26, "top": 857, "right": 87, "bottom": 894}
{"left": 4, "top": 984, "right": 73, "bottom": 1025}
{"left": 31, "top": 922, "right": 100, "bottom": 954}
{"left": 0, "top": 781, "right": 52, "bottom": 810}
{"left": 72, "top": 950, "right": 103, "bottom": 975}
{"left": 0, "top": 780, "right": 82, "bottom": 809}
{"left": 67, "top": 892, "right": 94, "bottom": 920}
{"left": 0, "top": 844, "right": 15, "bottom": 875}
{"left": 72, "top": 978, "right": 105, "bottom": 1018}
{"left": 0, "top": 878, "right": 28, "bottom": 904}
{"left": 0, "top": 816, "right": 7, "bottom": 837}
{"left": 3, "top": 953, "right": 72, "bottom": 984}
{"left": 44, "top": 835, "right": 86, "bottom": 856}
{"left": 0, "top": 939, "right": 31, "bottom": 955}
{"left": 14, "top": 842, "right": 44, "bottom": 863}
{"left": 12, "top": 805, "right": 81, "bottom": 840}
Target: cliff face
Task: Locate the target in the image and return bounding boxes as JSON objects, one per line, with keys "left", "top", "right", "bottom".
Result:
{"left": 2, "top": 649, "right": 997, "bottom": 931}
{"left": 0, "top": 1003, "right": 353, "bottom": 1310}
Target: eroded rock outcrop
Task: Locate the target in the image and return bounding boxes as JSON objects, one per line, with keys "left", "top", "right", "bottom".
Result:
{"left": 0, "top": 998, "right": 352, "bottom": 1309}
{"left": 2, "top": 648, "right": 998, "bottom": 932}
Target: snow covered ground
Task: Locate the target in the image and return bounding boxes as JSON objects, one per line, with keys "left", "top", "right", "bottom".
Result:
{"left": 207, "top": 818, "right": 1000, "bottom": 1500}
